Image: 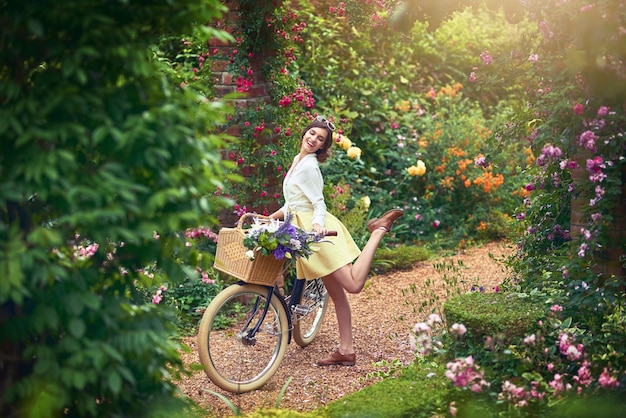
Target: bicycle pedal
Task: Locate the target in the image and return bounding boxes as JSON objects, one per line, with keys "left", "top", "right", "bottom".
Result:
{"left": 292, "top": 304, "right": 310, "bottom": 315}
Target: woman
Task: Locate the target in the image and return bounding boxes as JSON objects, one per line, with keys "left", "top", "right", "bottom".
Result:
{"left": 269, "top": 116, "right": 404, "bottom": 366}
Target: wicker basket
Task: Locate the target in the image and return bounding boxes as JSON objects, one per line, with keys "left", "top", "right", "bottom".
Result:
{"left": 213, "top": 215, "right": 284, "bottom": 286}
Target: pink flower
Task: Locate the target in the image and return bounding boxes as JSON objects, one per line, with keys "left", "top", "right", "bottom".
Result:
{"left": 598, "top": 368, "right": 620, "bottom": 388}
{"left": 469, "top": 71, "right": 477, "bottom": 82}
{"left": 449, "top": 402, "right": 457, "bottom": 417}
{"left": 573, "top": 103, "right": 584, "bottom": 115}
{"left": 432, "top": 220, "right": 440, "bottom": 228}
{"left": 450, "top": 323, "right": 467, "bottom": 336}
{"left": 597, "top": 106, "right": 609, "bottom": 116}
{"left": 528, "top": 54, "right": 539, "bottom": 62}
{"left": 550, "top": 304, "right": 563, "bottom": 313}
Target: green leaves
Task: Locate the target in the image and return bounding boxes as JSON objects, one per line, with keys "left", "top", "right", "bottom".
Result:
{"left": 1, "top": 0, "right": 231, "bottom": 416}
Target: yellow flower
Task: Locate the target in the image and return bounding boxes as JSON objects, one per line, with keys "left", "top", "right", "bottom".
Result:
{"left": 361, "top": 195, "right": 371, "bottom": 210}
{"left": 407, "top": 160, "right": 426, "bottom": 177}
{"left": 334, "top": 133, "right": 352, "bottom": 151}
{"left": 346, "top": 146, "right": 362, "bottom": 159}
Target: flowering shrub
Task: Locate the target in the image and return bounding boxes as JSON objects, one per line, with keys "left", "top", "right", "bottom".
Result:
{"left": 292, "top": 3, "right": 528, "bottom": 247}
{"left": 243, "top": 214, "right": 320, "bottom": 260}
{"left": 463, "top": 2, "right": 626, "bottom": 406}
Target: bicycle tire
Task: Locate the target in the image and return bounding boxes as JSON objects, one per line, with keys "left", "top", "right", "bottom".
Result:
{"left": 292, "top": 278, "right": 329, "bottom": 347}
{"left": 197, "top": 283, "right": 289, "bottom": 393}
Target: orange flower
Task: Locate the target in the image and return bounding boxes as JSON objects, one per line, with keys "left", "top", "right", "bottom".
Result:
{"left": 440, "top": 176, "right": 455, "bottom": 190}
{"left": 394, "top": 100, "right": 411, "bottom": 112}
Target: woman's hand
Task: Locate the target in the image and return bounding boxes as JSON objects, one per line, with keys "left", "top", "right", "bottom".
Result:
{"left": 312, "top": 223, "right": 327, "bottom": 237}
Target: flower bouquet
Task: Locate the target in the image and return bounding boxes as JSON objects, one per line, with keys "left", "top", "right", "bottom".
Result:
{"left": 242, "top": 213, "right": 320, "bottom": 261}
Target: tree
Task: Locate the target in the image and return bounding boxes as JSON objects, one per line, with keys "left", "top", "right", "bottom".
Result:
{"left": 0, "top": 0, "right": 234, "bottom": 416}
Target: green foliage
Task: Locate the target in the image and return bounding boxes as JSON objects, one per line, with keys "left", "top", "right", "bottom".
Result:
{"left": 323, "top": 181, "right": 370, "bottom": 247}
{"left": 0, "top": 0, "right": 233, "bottom": 416}
{"left": 324, "top": 360, "right": 451, "bottom": 418}
{"left": 443, "top": 292, "right": 543, "bottom": 345}
{"left": 373, "top": 244, "right": 430, "bottom": 274}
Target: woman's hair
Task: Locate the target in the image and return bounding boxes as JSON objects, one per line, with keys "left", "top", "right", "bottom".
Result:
{"left": 300, "top": 119, "right": 334, "bottom": 163}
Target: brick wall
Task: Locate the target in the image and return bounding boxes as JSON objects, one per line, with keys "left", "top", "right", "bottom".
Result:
{"left": 209, "top": 1, "right": 281, "bottom": 224}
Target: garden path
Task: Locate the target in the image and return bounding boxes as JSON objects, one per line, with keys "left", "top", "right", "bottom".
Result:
{"left": 177, "top": 240, "right": 514, "bottom": 417}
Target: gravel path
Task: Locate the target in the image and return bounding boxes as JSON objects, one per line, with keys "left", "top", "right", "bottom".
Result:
{"left": 177, "top": 241, "right": 513, "bottom": 417}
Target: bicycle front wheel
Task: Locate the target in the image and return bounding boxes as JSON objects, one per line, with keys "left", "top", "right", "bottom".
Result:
{"left": 292, "top": 278, "right": 329, "bottom": 347}
{"left": 197, "top": 283, "right": 289, "bottom": 393}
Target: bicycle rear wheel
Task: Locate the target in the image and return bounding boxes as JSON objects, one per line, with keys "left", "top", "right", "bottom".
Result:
{"left": 198, "top": 283, "right": 289, "bottom": 393}
{"left": 292, "top": 278, "right": 329, "bottom": 347}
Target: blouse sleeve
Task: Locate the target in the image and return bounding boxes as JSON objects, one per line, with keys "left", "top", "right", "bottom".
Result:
{"left": 298, "top": 160, "right": 327, "bottom": 227}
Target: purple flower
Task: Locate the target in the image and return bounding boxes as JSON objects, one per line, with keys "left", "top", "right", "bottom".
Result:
{"left": 480, "top": 51, "right": 493, "bottom": 65}
{"left": 578, "top": 130, "right": 598, "bottom": 151}
{"left": 475, "top": 156, "right": 488, "bottom": 168}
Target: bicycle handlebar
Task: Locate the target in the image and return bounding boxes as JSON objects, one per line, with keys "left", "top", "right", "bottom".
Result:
{"left": 237, "top": 213, "right": 338, "bottom": 237}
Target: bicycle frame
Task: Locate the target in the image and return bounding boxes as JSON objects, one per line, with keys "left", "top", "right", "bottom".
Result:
{"left": 233, "top": 281, "right": 295, "bottom": 345}
{"left": 233, "top": 275, "right": 318, "bottom": 345}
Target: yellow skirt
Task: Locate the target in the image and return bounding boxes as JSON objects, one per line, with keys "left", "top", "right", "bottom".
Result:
{"left": 292, "top": 211, "right": 361, "bottom": 280}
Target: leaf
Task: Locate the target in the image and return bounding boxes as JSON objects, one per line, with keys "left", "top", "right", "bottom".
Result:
{"left": 562, "top": 317, "right": 572, "bottom": 328}
{"left": 68, "top": 318, "right": 86, "bottom": 338}
{"left": 108, "top": 372, "right": 122, "bottom": 394}
{"left": 27, "top": 19, "right": 44, "bottom": 36}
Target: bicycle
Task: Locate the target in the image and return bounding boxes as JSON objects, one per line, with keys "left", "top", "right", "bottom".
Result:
{"left": 197, "top": 214, "right": 336, "bottom": 393}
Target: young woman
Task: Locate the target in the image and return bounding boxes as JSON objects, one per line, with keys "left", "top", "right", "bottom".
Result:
{"left": 269, "top": 116, "right": 403, "bottom": 366}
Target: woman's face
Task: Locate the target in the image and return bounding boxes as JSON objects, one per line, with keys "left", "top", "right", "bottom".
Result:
{"left": 300, "top": 125, "right": 329, "bottom": 155}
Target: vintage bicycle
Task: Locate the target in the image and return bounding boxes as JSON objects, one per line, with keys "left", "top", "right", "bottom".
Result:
{"left": 197, "top": 214, "right": 336, "bottom": 393}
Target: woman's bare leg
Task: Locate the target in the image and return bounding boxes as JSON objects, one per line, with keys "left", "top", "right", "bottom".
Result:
{"left": 329, "top": 228, "right": 386, "bottom": 294}
{"left": 321, "top": 276, "right": 354, "bottom": 354}
{"left": 319, "top": 228, "right": 387, "bottom": 355}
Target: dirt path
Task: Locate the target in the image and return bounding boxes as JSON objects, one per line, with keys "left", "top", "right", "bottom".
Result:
{"left": 177, "top": 241, "right": 513, "bottom": 417}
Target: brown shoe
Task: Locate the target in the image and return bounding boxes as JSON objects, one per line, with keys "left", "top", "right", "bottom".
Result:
{"left": 315, "top": 349, "right": 356, "bottom": 366}
{"left": 366, "top": 209, "right": 404, "bottom": 233}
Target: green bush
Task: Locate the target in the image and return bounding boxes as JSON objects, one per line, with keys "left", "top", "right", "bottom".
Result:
{"left": 323, "top": 361, "right": 450, "bottom": 418}
{"left": 373, "top": 244, "right": 431, "bottom": 274}
{"left": 0, "top": 1, "right": 232, "bottom": 416}
{"left": 443, "top": 292, "right": 543, "bottom": 344}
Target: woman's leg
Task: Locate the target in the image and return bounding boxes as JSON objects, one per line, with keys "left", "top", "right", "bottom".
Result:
{"left": 321, "top": 276, "right": 354, "bottom": 355}
{"left": 328, "top": 228, "right": 386, "bottom": 294}
{"left": 318, "top": 228, "right": 387, "bottom": 357}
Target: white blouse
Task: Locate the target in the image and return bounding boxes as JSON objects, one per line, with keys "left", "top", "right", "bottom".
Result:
{"left": 279, "top": 153, "right": 327, "bottom": 227}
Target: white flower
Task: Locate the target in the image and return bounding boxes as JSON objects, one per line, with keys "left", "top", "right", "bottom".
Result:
{"left": 427, "top": 313, "right": 442, "bottom": 326}
{"left": 245, "top": 250, "right": 255, "bottom": 260}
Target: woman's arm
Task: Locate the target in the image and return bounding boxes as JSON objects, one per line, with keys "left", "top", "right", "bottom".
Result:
{"left": 269, "top": 209, "right": 284, "bottom": 220}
